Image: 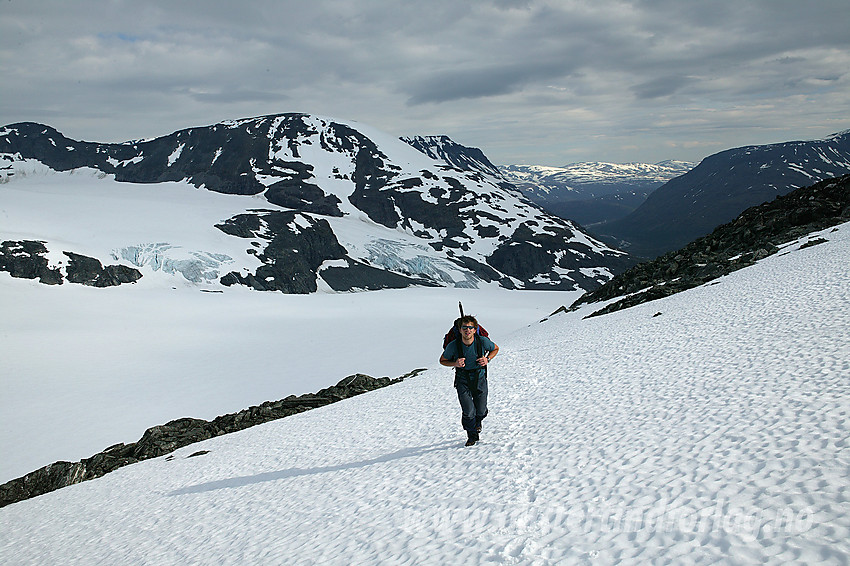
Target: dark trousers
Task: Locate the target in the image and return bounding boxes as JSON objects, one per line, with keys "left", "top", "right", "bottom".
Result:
{"left": 455, "top": 370, "right": 488, "bottom": 434}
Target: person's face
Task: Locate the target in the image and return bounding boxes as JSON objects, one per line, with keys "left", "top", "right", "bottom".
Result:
{"left": 460, "top": 324, "right": 477, "bottom": 340}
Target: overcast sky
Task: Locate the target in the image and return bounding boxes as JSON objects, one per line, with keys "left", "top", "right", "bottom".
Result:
{"left": 2, "top": 0, "right": 848, "bottom": 165}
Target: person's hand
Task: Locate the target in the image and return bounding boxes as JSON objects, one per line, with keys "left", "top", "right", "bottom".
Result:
{"left": 456, "top": 358, "right": 466, "bottom": 368}
{"left": 477, "top": 356, "right": 488, "bottom": 366}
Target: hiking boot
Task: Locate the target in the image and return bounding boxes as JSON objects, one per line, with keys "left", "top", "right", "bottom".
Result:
{"left": 465, "top": 438, "right": 477, "bottom": 446}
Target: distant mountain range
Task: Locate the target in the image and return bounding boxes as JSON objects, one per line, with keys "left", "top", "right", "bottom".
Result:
{"left": 595, "top": 130, "right": 850, "bottom": 258}
{"left": 0, "top": 115, "right": 633, "bottom": 293}
{"left": 499, "top": 161, "right": 695, "bottom": 227}
{"left": 7, "top": 116, "right": 845, "bottom": 290}
{"left": 564, "top": 173, "right": 850, "bottom": 317}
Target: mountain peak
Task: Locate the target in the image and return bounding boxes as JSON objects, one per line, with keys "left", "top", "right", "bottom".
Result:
{"left": 2, "top": 114, "right": 633, "bottom": 294}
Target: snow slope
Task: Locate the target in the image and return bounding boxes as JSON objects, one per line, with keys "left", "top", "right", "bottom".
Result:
{"left": 0, "top": 163, "right": 263, "bottom": 283}
{"left": 0, "top": 279, "right": 572, "bottom": 484}
{"left": 1, "top": 221, "right": 847, "bottom": 564}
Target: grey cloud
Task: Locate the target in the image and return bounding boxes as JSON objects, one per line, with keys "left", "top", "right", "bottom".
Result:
{"left": 1, "top": 0, "right": 848, "bottom": 165}
{"left": 776, "top": 56, "right": 807, "bottom": 65}
{"left": 405, "top": 58, "right": 577, "bottom": 105}
{"left": 631, "top": 76, "right": 693, "bottom": 100}
{"left": 186, "top": 89, "right": 287, "bottom": 104}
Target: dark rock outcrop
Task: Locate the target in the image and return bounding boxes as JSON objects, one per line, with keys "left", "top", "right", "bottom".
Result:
{"left": 0, "top": 240, "right": 141, "bottom": 287}
{"left": 215, "top": 210, "right": 435, "bottom": 293}
{"left": 488, "top": 223, "right": 635, "bottom": 291}
{"left": 0, "top": 370, "right": 425, "bottom": 508}
{"left": 320, "top": 260, "right": 439, "bottom": 291}
{"left": 0, "top": 240, "right": 62, "bottom": 284}
{"left": 64, "top": 252, "right": 143, "bottom": 287}
{"left": 217, "top": 210, "right": 348, "bottom": 293}
{"left": 566, "top": 175, "right": 850, "bottom": 318}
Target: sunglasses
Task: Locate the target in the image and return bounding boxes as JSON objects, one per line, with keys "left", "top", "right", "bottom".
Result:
{"left": 460, "top": 325, "right": 477, "bottom": 330}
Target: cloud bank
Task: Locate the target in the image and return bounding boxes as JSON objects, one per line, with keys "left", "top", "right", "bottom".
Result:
{"left": 1, "top": 0, "right": 848, "bottom": 164}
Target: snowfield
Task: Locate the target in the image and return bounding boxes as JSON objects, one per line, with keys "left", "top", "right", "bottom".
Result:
{"left": 1, "top": 220, "right": 848, "bottom": 564}
{"left": 0, "top": 280, "right": 570, "bottom": 484}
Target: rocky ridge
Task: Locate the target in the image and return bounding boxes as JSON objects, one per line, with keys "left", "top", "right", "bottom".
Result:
{"left": 401, "top": 135, "right": 503, "bottom": 178}
{"left": 499, "top": 161, "right": 695, "bottom": 227}
{"left": 0, "top": 370, "right": 425, "bottom": 508}
{"left": 561, "top": 175, "right": 850, "bottom": 318}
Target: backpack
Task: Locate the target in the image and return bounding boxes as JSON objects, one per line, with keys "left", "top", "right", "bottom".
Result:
{"left": 442, "top": 319, "right": 489, "bottom": 349}
{"left": 442, "top": 301, "right": 489, "bottom": 349}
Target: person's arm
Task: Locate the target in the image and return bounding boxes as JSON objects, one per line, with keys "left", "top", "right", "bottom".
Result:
{"left": 478, "top": 343, "right": 499, "bottom": 366}
{"left": 440, "top": 354, "right": 465, "bottom": 368}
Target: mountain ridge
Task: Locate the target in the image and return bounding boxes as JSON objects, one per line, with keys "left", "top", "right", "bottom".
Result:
{"left": 1, "top": 114, "right": 633, "bottom": 293}
{"left": 400, "top": 135, "right": 503, "bottom": 179}
{"left": 563, "top": 174, "right": 850, "bottom": 317}
{"left": 499, "top": 160, "right": 695, "bottom": 227}
{"left": 500, "top": 160, "right": 695, "bottom": 191}
{"left": 596, "top": 130, "right": 850, "bottom": 258}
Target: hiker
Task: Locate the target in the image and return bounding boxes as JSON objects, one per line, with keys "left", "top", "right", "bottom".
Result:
{"left": 440, "top": 315, "right": 499, "bottom": 446}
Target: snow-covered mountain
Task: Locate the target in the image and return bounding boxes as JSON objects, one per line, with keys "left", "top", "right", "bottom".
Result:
{"left": 401, "top": 135, "right": 503, "bottom": 178}
{"left": 500, "top": 160, "right": 695, "bottom": 197}
{"left": 598, "top": 130, "right": 850, "bottom": 258}
{"left": 0, "top": 115, "right": 632, "bottom": 293}
{"left": 1, "top": 215, "right": 847, "bottom": 563}
{"left": 499, "top": 160, "right": 695, "bottom": 227}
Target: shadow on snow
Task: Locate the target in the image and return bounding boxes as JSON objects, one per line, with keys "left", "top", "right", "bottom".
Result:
{"left": 167, "top": 440, "right": 460, "bottom": 497}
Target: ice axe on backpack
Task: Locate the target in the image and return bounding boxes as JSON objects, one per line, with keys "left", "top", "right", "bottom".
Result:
{"left": 456, "top": 301, "right": 466, "bottom": 331}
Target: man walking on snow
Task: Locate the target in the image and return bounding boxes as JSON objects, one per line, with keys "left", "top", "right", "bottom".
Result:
{"left": 440, "top": 315, "right": 499, "bottom": 446}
